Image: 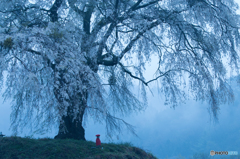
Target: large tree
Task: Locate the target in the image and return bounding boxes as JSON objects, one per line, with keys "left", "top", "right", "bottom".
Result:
{"left": 0, "top": 0, "right": 239, "bottom": 140}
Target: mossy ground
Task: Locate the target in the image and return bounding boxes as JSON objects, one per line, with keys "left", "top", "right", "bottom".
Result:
{"left": 0, "top": 136, "right": 158, "bottom": 159}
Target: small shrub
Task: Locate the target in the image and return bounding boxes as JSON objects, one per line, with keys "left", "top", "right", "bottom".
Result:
{"left": 38, "top": 137, "right": 51, "bottom": 141}
{"left": 3, "top": 37, "right": 13, "bottom": 49}
{"left": 49, "top": 28, "right": 64, "bottom": 41}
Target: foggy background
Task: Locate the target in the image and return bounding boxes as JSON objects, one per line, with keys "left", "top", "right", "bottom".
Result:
{"left": 1, "top": 1, "right": 240, "bottom": 159}
{"left": 1, "top": 75, "right": 240, "bottom": 159}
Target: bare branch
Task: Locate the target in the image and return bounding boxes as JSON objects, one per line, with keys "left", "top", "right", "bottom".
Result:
{"left": 12, "top": 55, "right": 33, "bottom": 72}
{"left": 134, "top": 0, "right": 161, "bottom": 11}
{"left": 119, "top": 61, "right": 197, "bottom": 86}
{"left": 85, "top": 106, "right": 139, "bottom": 138}
{"left": 118, "top": 20, "right": 161, "bottom": 61}
{"left": 118, "top": 62, "right": 148, "bottom": 86}
{"left": 0, "top": 5, "right": 49, "bottom": 14}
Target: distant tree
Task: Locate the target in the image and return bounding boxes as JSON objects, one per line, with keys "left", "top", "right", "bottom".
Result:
{"left": 0, "top": 0, "right": 239, "bottom": 140}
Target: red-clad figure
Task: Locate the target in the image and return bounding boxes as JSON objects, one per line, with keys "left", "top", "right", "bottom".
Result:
{"left": 96, "top": 134, "right": 101, "bottom": 146}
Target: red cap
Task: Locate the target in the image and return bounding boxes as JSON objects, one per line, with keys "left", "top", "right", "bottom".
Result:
{"left": 96, "top": 134, "right": 100, "bottom": 137}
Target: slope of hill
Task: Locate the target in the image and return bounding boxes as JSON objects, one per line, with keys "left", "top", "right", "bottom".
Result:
{"left": 0, "top": 136, "right": 158, "bottom": 159}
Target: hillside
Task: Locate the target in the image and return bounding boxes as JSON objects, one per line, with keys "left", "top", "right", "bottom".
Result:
{"left": 0, "top": 136, "right": 158, "bottom": 159}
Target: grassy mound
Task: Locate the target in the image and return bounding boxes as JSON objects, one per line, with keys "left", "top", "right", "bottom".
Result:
{"left": 0, "top": 136, "right": 158, "bottom": 159}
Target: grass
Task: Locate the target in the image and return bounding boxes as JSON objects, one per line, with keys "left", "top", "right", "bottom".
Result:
{"left": 0, "top": 136, "right": 158, "bottom": 159}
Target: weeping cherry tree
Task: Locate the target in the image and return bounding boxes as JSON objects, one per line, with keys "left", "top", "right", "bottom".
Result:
{"left": 0, "top": 0, "right": 239, "bottom": 140}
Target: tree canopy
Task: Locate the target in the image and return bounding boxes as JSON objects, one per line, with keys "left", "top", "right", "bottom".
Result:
{"left": 0, "top": 0, "right": 239, "bottom": 140}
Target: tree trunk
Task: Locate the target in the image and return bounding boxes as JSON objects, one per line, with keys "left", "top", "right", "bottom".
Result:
{"left": 54, "top": 103, "right": 86, "bottom": 140}
{"left": 53, "top": 59, "right": 91, "bottom": 140}
{"left": 54, "top": 71, "right": 88, "bottom": 140}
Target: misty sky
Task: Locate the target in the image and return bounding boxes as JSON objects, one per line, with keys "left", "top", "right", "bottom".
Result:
{"left": 1, "top": 1, "right": 240, "bottom": 159}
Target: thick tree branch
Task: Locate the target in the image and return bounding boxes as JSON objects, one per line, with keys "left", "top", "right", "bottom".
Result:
{"left": 90, "top": 0, "right": 159, "bottom": 44}
{"left": 129, "top": 0, "right": 143, "bottom": 12}
{"left": 90, "top": 0, "right": 150, "bottom": 41}
{"left": 96, "top": 25, "right": 119, "bottom": 66}
{"left": 91, "top": 17, "right": 113, "bottom": 36}
{"left": 83, "top": 5, "right": 95, "bottom": 35}
{"left": 68, "top": 0, "right": 84, "bottom": 17}
{"left": 97, "top": 19, "right": 162, "bottom": 66}
{"left": 49, "top": 0, "right": 63, "bottom": 22}
{"left": 97, "top": 49, "right": 119, "bottom": 66}
{"left": 97, "top": 23, "right": 117, "bottom": 60}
